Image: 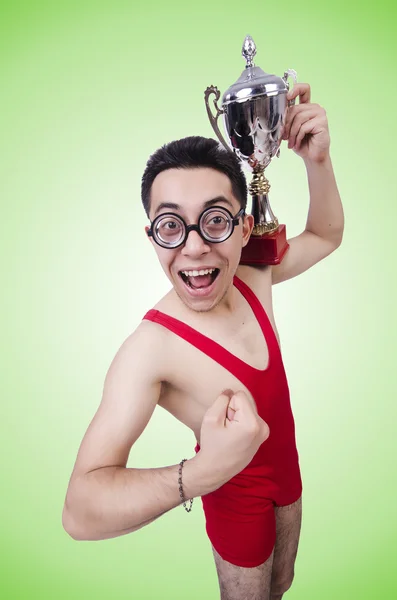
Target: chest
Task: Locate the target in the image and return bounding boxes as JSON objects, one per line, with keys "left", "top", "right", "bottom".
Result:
{"left": 158, "top": 314, "right": 281, "bottom": 443}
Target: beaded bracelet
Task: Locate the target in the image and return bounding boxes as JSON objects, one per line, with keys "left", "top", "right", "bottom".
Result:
{"left": 178, "top": 458, "right": 193, "bottom": 513}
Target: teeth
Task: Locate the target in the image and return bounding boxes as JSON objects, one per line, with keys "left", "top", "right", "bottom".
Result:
{"left": 182, "top": 268, "right": 216, "bottom": 277}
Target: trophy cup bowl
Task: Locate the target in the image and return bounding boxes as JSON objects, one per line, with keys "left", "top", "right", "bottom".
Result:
{"left": 204, "top": 35, "right": 297, "bottom": 265}
{"left": 223, "top": 92, "right": 287, "bottom": 172}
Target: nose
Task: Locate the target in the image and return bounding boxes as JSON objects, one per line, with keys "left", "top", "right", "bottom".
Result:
{"left": 181, "top": 229, "right": 210, "bottom": 257}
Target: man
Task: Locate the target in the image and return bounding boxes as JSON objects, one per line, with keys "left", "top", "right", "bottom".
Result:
{"left": 62, "top": 83, "right": 344, "bottom": 599}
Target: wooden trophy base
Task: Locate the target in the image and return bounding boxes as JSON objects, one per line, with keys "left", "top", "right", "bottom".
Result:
{"left": 239, "top": 224, "right": 289, "bottom": 266}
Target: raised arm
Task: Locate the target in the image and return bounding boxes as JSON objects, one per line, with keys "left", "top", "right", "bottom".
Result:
{"left": 62, "top": 322, "right": 206, "bottom": 541}
{"left": 271, "top": 83, "right": 344, "bottom": 285}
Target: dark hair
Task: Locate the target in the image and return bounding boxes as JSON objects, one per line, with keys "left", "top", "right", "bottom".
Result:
{"left": 141, "top": 136, "right": 247, "bottom": 216}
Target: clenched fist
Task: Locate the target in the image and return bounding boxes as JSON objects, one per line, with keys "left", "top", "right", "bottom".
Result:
{"left": 197, "top": 389, "right": 269, "bottom": 488}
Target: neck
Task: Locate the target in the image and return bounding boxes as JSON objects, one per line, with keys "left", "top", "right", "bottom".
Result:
{"left": 173, "top": 277, "right": 241, "bottom": 320}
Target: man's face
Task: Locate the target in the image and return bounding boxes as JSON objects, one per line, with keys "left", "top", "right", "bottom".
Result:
{"left": 146, "top": 167, "right": 253, "bottom": 312}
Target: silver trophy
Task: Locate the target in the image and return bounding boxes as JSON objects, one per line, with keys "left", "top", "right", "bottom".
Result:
{"left": 204, "top": 35, "right": 297, "bottom": 265}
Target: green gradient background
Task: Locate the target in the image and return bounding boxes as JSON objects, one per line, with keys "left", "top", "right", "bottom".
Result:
{"left": 1, "top": 1, "right": 396, "bottom": 598}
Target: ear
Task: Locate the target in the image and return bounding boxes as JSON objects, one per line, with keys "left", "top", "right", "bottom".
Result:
{"left": 144, "top": 225, "right": 154, "bottom": 246}
{"left": 242, "top": 213, "right": 254, "bottom": 247}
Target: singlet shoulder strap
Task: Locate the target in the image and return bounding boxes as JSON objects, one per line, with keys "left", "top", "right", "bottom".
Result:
{"left": 233, "top": 274, "right": 280, "bottom": 357}
{"left": 142, "top": 309, "right": 257, "bottom": 389}
{"left": 233, "top": 274, "right": 266, "bottom": 319}
{"left": 142, "top": 276, "right": 281, "bottom": 388}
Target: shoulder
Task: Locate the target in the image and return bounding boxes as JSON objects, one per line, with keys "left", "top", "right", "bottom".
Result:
{"left": 108, "top": 318, "right": 172, "bottom": 384}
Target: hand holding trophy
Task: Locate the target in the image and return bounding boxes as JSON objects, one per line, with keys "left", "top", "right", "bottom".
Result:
{"left": 204, "top": 35, "right": 297, "bottom": 265}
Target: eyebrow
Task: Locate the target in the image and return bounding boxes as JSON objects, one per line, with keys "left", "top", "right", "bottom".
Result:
{"left": 154, "top": 195, "right": 235, "bottom": 216}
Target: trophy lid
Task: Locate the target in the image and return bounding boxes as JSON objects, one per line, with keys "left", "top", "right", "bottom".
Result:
{"left": 222, "top": 35, "right": 289, "bottom": 105}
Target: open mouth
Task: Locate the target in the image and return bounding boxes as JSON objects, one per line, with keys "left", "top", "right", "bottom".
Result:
{"left": 179, "top": 268, "right": 220, "bottom": 290}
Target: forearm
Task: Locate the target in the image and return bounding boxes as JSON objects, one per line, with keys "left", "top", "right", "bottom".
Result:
{"left": 63, "top": 456, "right": 215, "bottom": 541}
{"left": 304, "top": 154, "right": 344, "bottom": 245}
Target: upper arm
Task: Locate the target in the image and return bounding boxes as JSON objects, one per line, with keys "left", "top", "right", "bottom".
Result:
{"left": 271, "top": 230, "right": 341, "bottom": 285}
{"left": 69, "top": 322, "right": 164, "bottom": 482}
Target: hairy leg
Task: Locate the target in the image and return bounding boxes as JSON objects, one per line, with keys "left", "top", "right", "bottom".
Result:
{"left": 212, "top": 545, "right": 275, "bottom": 600}
{"left": 270, "top": 496, "right": 302, "bottom": 599}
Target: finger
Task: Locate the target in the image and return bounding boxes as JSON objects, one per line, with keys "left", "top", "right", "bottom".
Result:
{"left": 226, "top": 405, "right": 236, "bottom": 421}
{"left": 205, "top": 389, "right": 234, "bottom": 425}
{"left": 287, "top": 83, "right": 311, "bottom": 104}
{"left": 228, "top": 390, "right": 249, "bottom": 409}
{"left": 228, "top": 391, "right": 257, "bottom": 421}
{"left": 284, "top": 104, "right": 325, "bottom": 141}
{"left": 287, "top": 82, "right": 311, "bottom": 104}
{"left": 288, "top": 110, "right": 316, "bottom": 148}
{"left": 284, "top": 103, "right": 315, "bottom": 126}
{"left": 283, "top": 105, "right": 313, "bottom": 141}
{"left": 294, "top": 117, "right": 321, "bottom": 150}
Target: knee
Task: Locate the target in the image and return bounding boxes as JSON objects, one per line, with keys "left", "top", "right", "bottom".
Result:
{"left": 270, "top": 572, "right": 294, "bottom": 596}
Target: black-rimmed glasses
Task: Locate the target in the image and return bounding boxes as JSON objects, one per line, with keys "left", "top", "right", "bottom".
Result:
{"left": 147, "top": 206, "right": 245, "bottom": 249}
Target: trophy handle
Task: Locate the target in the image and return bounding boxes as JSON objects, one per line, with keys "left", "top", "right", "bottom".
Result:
{"left": 204, "top": 86, "right": 230, "bottom": 151}
{"left": 283, "top": 69, "right": 298, "bottom": 106}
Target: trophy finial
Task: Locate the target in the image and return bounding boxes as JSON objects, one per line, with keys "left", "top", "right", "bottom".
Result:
{"left": 242, "top": 35, "right": 256, "bottom": 68}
